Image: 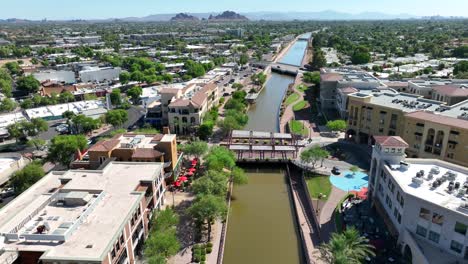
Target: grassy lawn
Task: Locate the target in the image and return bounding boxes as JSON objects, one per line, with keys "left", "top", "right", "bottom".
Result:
{"left": 293, "top": 100, "right": 307, "bottom": 111}
{"left": 285, "top": 93, "right": 300, "bottom": 105}
{"left": 290, "top": 120, "right": 308, "bottom": 136}
{"left": 305, "top": 174, "right": 332, "bottom": 200}
{"left": 296, "top": 84, "right": 309, "bottom": 93}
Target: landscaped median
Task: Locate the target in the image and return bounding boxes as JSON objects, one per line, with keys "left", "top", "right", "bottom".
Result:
{"left": 305, "top": 173, "right": 332, "bottom": 199}
{"left": 285, "top": 92, "right": 300, "bottom": 105}
{"left": 289, "top": 120, "right": 308, "bottom": 136}
{"left": 292, "top": 100, "right": 307, "bottom": 111}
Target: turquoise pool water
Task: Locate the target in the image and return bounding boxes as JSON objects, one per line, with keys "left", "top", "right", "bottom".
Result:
{"left": 330, "top": 171, "right": 369, "bottom": 192}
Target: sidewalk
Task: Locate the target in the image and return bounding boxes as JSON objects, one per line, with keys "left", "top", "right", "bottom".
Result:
{"left": 318, "top": 186, "right": 347, "bottom": 243}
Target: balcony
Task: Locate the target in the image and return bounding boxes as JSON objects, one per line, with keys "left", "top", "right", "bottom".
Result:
{"left": 425, "top": 140, "right": 434, "bottom": 146}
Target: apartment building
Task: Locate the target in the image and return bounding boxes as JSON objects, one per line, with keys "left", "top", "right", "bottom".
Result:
{"left": 320, "top": 67, "right": 383, "bottom": 115}
{"left": 71, "top": 131, "right": 181, "bottom": 179}
{"left": 345, "top": 88, "right": 468, "bottom": 166}
{"left": 0, "top": 162, "right": 166, "bottom": 264}
{"left": 369, "top": 136, "right": 468, "bottom": 264}
{"left": 145, "top": 82, "right": 219, "bottom": 134}
{"left": 407, "top": 79, "right": 468, "bottom": 105}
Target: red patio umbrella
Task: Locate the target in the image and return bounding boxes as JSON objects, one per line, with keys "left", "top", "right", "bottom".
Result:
{"left": 179, "top": 176, "right": 188, "bottom": 182}
{"left": 173, "top": 180, "right": 181, "bottom": 187}
{"left": 357, "top": 187, "right": 368, "bottom": 199}
{"left": 188, "top": 167, "right": 196, "bottom": 173}
{"left": 186, "top": 171, "right": 194, "bottom": 176}
{"left": 191, "top": 159, "right": 198, "bottom": 166}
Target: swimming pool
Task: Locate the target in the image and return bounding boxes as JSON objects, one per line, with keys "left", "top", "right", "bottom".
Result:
{"left": 329, "top": 171, "right": 369, "bottom": 192}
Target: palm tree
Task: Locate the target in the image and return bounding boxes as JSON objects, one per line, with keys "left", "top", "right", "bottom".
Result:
{"left": 320, "top": 228, "right": 375, "bottom": 264}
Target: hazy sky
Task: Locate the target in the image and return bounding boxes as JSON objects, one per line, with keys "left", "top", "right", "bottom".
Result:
{"left": 1, "top": 0, "right": 467, "bottom": 20}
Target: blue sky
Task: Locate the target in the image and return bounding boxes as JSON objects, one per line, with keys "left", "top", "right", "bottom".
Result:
{"left": 1, "top": 0, "right": 467, "bottom": 20}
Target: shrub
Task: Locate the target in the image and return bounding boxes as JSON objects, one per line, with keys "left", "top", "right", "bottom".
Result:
{"left": 201, "top": 255, "right": 206, "bottom": 261}
{"left": 207, "top": 242, "right": 213, "bottom": 248}
{"left": 206, "top": 247, "right": 212, "bottom": 254}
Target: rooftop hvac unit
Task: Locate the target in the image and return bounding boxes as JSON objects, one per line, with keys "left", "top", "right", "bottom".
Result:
{"left": 458, "top": 189, "right": 466, "bottom": 197}
{"left": 427, "top": 173, "right": 434, "bottom": 181}
{"left": 412, "top": 177, "right": 424, "bottom": 186}
{"left": 430, "top": 166, "right": 440, "bottom": 175}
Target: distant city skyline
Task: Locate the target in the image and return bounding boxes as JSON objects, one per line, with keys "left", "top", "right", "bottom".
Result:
{"left": 0, "top": 0, "right": 467, "bottom": 20}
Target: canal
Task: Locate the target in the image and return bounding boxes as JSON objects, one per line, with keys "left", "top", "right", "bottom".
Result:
{"left": 223, "top": 35, "right": 309, "bottom": 264}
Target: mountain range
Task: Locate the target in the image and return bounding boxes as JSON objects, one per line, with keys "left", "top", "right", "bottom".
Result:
{"left": 0, "top": 11, "right": 466, "bottom": 23}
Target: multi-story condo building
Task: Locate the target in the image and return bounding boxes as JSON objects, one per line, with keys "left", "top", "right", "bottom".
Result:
{"left": 407, "top": 79, "right": 468, "bottom": 104}
{"left": 71, "top": 130, "right": 182, "bottom": 179}
{"left": 320, "top": 67, "right": 384, "bottom": 115}
{"left": 345, "top": 89, "right": 468, "bottom": 167}
{"left": 369, "top": 136, "right": 468, "bottom": 264}
{"left": 0, "top": 162, "right": 166, "bottom": 264}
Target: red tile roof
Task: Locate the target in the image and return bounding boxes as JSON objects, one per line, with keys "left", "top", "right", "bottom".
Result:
{"left": 406, "top": 111, "right": 468, "bottom": 130}
{"left": 433, "top": 85, "right": 468, "bottom": 97}
{"left": 132, "top": 148, "right": 163, "bottom": 159}
{"left": 374, "top": 136, "right": 409, "bottom": 148}
{"left": 88, "top": 139, "right": 120, "bottom": 152}
{"left": 321, "top": 73, "right": 343, "bottom": 82}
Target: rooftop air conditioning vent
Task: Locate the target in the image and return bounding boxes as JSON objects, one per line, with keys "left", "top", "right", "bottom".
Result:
{"left": 86, "top": 244, "right": 93, "bottom": 248}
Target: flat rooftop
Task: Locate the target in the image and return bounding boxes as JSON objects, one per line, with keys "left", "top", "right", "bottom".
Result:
{"left": 350, "top": 92, "right": 444, "bottom": 113}
{"left": 385, "top": 159, "right": 468, "bottom": 217}
{"left": 0, "top": 162, "right": 163, "bottom": 262}
{"left": 323, "top": 67, "right": 382, "bottom": 83}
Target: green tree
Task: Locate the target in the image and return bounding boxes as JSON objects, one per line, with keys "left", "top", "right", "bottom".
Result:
{"left": 231, "top": 167, "right": 248, "bottom": 185}
{"left": 16, "top": 75, "right": 40, "bottom": 94}
{"left": 185, "top": 60, "right": 206, "bottom": 78}
{"left": 311, "top": 48, "right": 327, "bottom": 70}
{"left": 326, "top": 120, "right": 347, "bottom": 133}
{"left": 27, "top": 138, "right": 46, "bottom": 150}
{"left": 127, "top": 86, "right": 143, "bottom": 104}
{"left": 301, "top": 145, "right": 329, "bottom": 168}
{"left": 181, "top": 141, "right": 208, "bottom": 159}
{"left": 48, "top": 135, "right": 87, "bottom": 167}
{"left": 109, "top": 88, "right": 122, "bottom": 106}
{"left": 0, "top": 79, "right": 13, "bottom": 97}
{"left": 454, "top": 61, "right": 468, "bottom": 76}
{"left": 105, "top": 109, "right": 128, "bottom": 127}
{"left": 145, "top": 229, "right": 180, "bottom": 258}
{"left": 452, "top": 45, "right": 468, "bottom": 58}
{"left": 4, "top": 61, "right": 22, "bottom": 75}
{"left": 192, "top": 170, "right": 229, "bottom": 197}
{"left": 319, "top": 228, "right": 375, "bottom": 264}
{"left": 188, "top": 194, "right": 227, "bottom": 241}
{"left": 351, "top": 46, "right": 371, "bottom": 65}
{"left": 303, "top": 72, "right": 320, "bottom": 85}
{"left": 197, "top": 123, "right": 214, "bottom": 140}
{"left": 10, "top": 162, "right": 45, "bottom": 195}
{"left": 0, "top": 98, "right": 16, "bottom": 112}
{"left": 59, "top": 91, "right": 75, "bottom": 103}
{"left": 119, "top": 71, "right": 131, "bottom": 84}
{"left": 204, "top": 146, "right": 236, "bottom": 171}
{"left": 72, "top": 114, "right": 101, "bottom": 134}
{"left": 239, "top": 53, "right": 249, "bottom": 65}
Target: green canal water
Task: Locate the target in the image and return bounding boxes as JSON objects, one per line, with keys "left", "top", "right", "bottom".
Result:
{"left": 223, "top": 167, "right": 303, "bottom": 264}
{"left": 223, "top": 35, "right": 310, "bottom": 264}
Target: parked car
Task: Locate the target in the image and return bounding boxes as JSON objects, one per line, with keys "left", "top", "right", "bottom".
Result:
{"left": 55, "top": 123, "right": 69, "bottom": 134}
{"left": 332, "top": 166, "right": 341, "bottom": 175}
{"left": 0, "top": 187, "right": 14, "bottom": 198}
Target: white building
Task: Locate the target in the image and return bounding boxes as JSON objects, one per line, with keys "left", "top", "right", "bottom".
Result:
{"left": 79, "top": 67, "right": 122, "bottom": 83}
{"left": 32, "top": 70, "right": 76, "bottom": 84}
{"left": 0, "top": 162, "right": 165, "bottom": 264}
{"left": 369, "top": 136, "right": 468, "bottom": 264}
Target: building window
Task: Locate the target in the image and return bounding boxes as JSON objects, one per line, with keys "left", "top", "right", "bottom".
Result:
{"left": 397, "top": 213, "right": 401, "bottom": 224}
{"left": 428, "top": 231, "right": 440, "bottom": 243}
{"left": 450, "top": 240, "right": 463, "bottom": 254}
{"left": 454, "top": 222, "right": 467, "bottom": 235}
{"left": 400, "top": 196, "right": 404, "bottom": 207}
{"left": 416, "top": 225, "right": 427, "bottom": 237}
{"left": 419, "top": 208, "right": 431, "bottom": 221}
{"left": 120, "top": 233, "right": 124, "bottom": 244}
{"left": 432, "top": 213, "right": 444, "bottom": 226}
